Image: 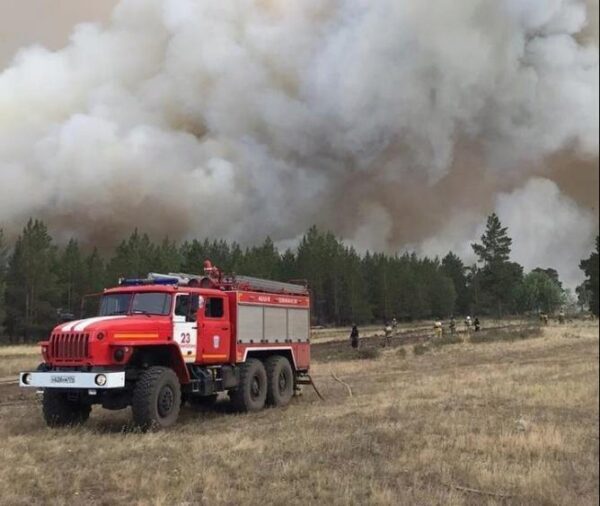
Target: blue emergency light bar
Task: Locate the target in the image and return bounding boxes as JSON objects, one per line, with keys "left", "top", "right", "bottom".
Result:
{"left": 118, "top": 277, "right": 179, "bottom": 286}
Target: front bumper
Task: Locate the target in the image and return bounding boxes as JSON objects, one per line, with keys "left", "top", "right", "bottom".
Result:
{"left": 19, "top": 371, "right": 126, "bottom": 389}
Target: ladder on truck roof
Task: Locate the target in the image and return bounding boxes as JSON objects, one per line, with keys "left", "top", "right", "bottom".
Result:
{"left": 139, "top": 271, "right": 309, "bottom": 296}
{"left": 228, "top": 275, "right": 308, "bottom": 296}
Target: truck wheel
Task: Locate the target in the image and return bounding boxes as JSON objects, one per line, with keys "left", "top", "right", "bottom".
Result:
{"left": 42, "top": 390, "right": 91, "bottom": 427}
{"left": 230, "top": 359, "right": 267, "bottom": 412}
{"left": 265, "top": 355, "right": 294, "bottom": 407}
{"left": 132, "top": 366, "right": 181, "bottom": 430}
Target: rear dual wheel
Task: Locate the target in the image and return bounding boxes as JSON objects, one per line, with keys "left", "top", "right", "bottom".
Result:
{"left": 265, "top": 356, "right": 294, "bottom": 407}
{"left": 230, "top": 356, "right": 294, "bottom": 412}
{"left": 230, "top": 359, "right": 267, "bottom": 412}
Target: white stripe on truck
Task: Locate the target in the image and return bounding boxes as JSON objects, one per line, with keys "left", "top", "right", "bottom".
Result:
{"left": 61, "top": 316, "right": 126, "bottom": 332}
{"left": 72, "top": 316, "right": 125, "bottom": 331}
{"left": 242, "top": 346, "right": 298, "bottom": 369}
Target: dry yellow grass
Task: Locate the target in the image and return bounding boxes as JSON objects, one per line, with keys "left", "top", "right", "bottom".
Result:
{"left": 0, "top": 322, "right": 597, "bottom": 505}
{"left": 0, "top": 345, "right": 40, "bottom": 378}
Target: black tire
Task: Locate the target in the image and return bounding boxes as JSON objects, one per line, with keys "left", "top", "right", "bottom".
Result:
{"left": 265, "top": 355, "right": 294, "bottom": 407}
{"left": 42, "top": 390, "right": 91, "bottom": 427}
{"left": 230, "top": 359, "right": 267, "bottom": 412}
{"left": 132, "top": 366, "right": 181, "bottom": 430}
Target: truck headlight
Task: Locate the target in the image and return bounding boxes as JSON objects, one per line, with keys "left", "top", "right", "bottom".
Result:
{"left": 22, "top": 373, "right": 32, "bottom": 385}
{"left": 95, "top": 374, "right": 107, "bottom": 386}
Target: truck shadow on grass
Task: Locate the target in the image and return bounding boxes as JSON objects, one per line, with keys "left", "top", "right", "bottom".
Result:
{"left": 84, "top": 396, "right": 297, "bottom": 435}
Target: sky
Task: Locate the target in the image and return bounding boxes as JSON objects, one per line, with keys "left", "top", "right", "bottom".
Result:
{"left": 0, "top": 1, "right": 116, "bottom": 68}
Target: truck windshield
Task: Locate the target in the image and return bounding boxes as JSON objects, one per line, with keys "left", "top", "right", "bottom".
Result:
{"left": 99, "top": 292, "right": 172, "bottom": 316}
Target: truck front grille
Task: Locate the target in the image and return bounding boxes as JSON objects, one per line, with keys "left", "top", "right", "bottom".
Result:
{"left": 49, "top": 333, "right": 90, "bottom": 361}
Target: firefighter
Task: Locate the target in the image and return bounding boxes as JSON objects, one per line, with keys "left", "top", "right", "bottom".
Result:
{"left": 449, "top": 317, "right": 457, "bottom": 336}
{"left": 384, "top": 323, "right": 393, "bottom": 347}
{"left": 350, "top": 324, "right": 359, "bottom": 349}
{"left": 434, "top": 321, "right": 443, "bottom": 339}
{"left": 558, "top": 310, "right": 565, "bottom": 324}
{"left": 465, "top": 316, "right": 472, "bottom": 330}
{"left": 392, "top": 317, "right": 398, "bottom": 332}
{"left": 474, "top": 317, "right": 481, "bottom": 332}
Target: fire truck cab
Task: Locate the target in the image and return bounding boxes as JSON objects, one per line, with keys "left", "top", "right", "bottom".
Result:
{"left": 19, "top": 262, "right": 311, "bottom": 430}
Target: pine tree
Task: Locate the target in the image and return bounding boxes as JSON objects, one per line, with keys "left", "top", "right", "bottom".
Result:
{"left": 280, "top": 249, "right": 297, "bottom": 281}
{"left": 4, "top": 219, "right": 59, "bottom": 342}
{"left": 296, "top": 226, "right": 327, "bottom": 324}
{"left": 441, "top": 251, "right": 470, "bottom": 314}
{"left": 579, "top": 236, "right": 599, "bottom": 316}
{"left": 338, "top": 246, "right": 372, "bottom": 324}
{"left": 106, "top": 230, "right": 157, "bottom": 280}
{"left": 57, "top": 239, "right": 85, "bottom": 315}
{"left": 575, "top": 283, "right": 592, "bottom": 312}
{"left": 80, "top": 248, "right": 106, "bottom": 317}
{"left": 471, "top": 213, "right": 522, "bottom": 316}
{"left": 180, "top": 239, "right": 207, "bottom": 274}
{"left": 241, "top": 237, "right": 281, "bottom": 279}
{"left": 472, "top": 213, "right": 512, "bottom": 265}
{"left": 153, "top": 237, "right": 182, "bottom": 274}
{"left": 84, "top": 248, "right": 106, "bottom": 293}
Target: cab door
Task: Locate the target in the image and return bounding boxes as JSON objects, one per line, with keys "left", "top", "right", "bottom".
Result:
{"left": 173, "top": 293, "right": 199, "bottom": 363}
{"left": 199, "top": 295, "right": 231, "bottom": 364}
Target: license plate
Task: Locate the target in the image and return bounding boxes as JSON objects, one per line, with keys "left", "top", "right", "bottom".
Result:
{"left": 50, "top": 375, "right": 76, "bottom": 385}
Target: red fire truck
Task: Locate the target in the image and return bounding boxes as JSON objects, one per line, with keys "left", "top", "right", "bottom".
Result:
{"left": 19, "top": 261, "right": 311, "bottom": 430}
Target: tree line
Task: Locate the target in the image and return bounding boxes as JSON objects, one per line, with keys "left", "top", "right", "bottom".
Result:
{"left": 0, "top": 215, "right": 598, "bottom": 343}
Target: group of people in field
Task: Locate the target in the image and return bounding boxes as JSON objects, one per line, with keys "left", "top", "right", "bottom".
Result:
{"left": 349, "top": 317, "right": 397, "bottom": 349}
{"left": 349, "top": 307, "right": 575, "bottom": 348}
{"left": 435, "top": 315, "right": 480, "bottom": 338}
{"left": 539, "top": 310, "right": 566, "bottom": 325}
{"left": 348, "top": 315, "right": 480, "bottom": 349}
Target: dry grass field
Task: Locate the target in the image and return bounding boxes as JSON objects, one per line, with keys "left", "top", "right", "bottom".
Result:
{"left": 0, "top": 322, "right": 598, "bottom": 506}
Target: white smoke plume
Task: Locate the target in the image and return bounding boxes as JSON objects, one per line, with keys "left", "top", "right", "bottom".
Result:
{"left": 497, "top": 178, "right": 596, "bottom": 287}
{"left": 0, "top": 0, "right": 598, "bottom": 284}
{"left": 417, "top": 177, "right": 596, "bottom": 288}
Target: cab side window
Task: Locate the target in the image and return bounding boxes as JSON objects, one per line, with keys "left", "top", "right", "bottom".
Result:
{"left": 205, "top": 297, "right": 224, "bottom": 318}
{"left": 175, "top": 294, "right": 199, "bottom": 322}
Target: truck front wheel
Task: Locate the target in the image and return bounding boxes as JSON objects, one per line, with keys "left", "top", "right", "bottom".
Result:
{"left": 265, "top": 355, "right": 294, "bottom": 407}
{"left": 132, "top": 366, "right": 181, "bottom": 430}
{"left": 230, "top": 359, "right": 267, "bottom": 412}
{"left": 42, "top": 390, "right": 91, "bottom": 427}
